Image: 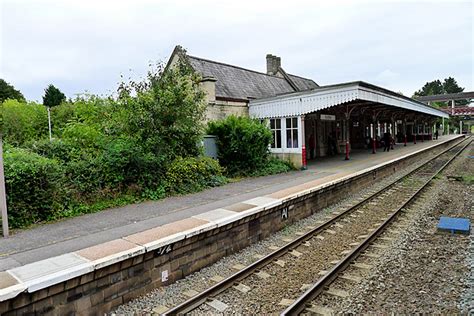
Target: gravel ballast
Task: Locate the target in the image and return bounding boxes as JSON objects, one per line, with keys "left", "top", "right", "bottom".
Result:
{"left": 328, "top": 140, "right": 473, "bottom": 314}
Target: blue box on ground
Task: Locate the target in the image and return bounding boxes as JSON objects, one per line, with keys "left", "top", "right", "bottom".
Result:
{"left": 438, "top": 216, "right": 470, "bottom": 234}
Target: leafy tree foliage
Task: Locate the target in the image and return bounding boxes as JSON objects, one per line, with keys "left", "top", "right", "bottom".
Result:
{"left": 1, "top": 57, "right": 214, "bottom": 228}
{"left": 0, "top": 79, "right": 25, "bottom": 103}
{"left": 116, "top": 59, "right": 207, "bottom": 159}
{"left": 414, "top": 77, "right": 466, "bottom": 106}
{"left": 43, "top": 84, "right": 66, "bottom": 107}
{"left": 1, "top": 100, "right": 48, "bottom": 146}
{"left": 414, "top": 79, "right": 444, "bottom": 97}
{"left": 442, "top": 77, "right": 464, "bottom": 94}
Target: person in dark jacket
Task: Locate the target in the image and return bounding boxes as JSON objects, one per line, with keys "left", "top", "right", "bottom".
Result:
{"left": 383, "top": 131, "right": 391, "bottom": 152}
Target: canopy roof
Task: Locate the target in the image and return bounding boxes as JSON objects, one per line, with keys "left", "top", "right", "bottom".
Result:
{"left": 249, "top": 81, "right": 449, "bottom": 119}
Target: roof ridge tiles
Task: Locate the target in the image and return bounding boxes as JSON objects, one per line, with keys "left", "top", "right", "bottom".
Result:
{"left": 187, "top": 54, "right": 314, "bottom": 84}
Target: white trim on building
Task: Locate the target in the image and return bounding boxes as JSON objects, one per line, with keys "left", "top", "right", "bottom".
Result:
{"left": 249, "top": 82, "right": 449, "bottom": 119}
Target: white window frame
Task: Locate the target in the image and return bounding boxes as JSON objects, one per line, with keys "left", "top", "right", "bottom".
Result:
{"left": 270, "top": 118, "right": 282, "bottom": 149}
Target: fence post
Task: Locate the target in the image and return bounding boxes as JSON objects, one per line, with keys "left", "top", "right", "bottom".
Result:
{"left": 0, "top": 134, "right": 9, "bottom": 237}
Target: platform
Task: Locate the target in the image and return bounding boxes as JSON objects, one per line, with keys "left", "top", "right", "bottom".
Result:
{"left": 0, "top": 135, "right": 463, "bottom": 272}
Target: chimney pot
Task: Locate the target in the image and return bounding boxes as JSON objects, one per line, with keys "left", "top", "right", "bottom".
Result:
{"left": 266, "top": 54, "right": 281, "bottom": 75}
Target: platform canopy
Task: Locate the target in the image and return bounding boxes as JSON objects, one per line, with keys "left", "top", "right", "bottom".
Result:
{"left": 249, "top": 81, "right": 449, "bottom": 119}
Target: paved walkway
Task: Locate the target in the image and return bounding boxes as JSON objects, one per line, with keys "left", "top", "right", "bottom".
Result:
{"left": 0, "top": 135, "right": 462, "bottom": 271}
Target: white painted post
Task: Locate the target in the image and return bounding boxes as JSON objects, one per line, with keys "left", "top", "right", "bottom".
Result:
{"left": 460, "top": 120, "right": 463, "bottom": 134}
{"left": 0, "top": 134, "right": 9, "bottom": 237}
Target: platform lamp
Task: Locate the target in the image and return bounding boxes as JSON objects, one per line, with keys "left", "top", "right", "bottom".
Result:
{"left": 0, "top": 133, "right": 9, "bottom": 237}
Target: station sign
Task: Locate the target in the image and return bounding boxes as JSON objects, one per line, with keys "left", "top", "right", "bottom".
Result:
{"left": 320, "top": 114, "right": 336, "bottom": 121}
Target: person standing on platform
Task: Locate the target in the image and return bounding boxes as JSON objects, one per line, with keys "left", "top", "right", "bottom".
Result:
{"left": 309, "top": 133, "right": 315, "bottom": 159}
{"left": 435, "top": 129, "right": 439, "bottom": 140}
{"left": 383, "top": 131, "right": 391, "bottom": 152}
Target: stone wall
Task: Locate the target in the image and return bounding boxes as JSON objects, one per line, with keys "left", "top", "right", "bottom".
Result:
{"left": 205, "top": 100, "right": 249, "bottom": 122}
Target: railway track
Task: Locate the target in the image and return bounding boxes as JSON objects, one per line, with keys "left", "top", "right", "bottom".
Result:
{"left": 163, "top": 137, "right": 471, "bottom": 315}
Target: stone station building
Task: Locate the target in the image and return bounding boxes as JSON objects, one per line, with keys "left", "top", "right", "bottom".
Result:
{"left": 167, "top": 46, "right": 449, "bottom": 168}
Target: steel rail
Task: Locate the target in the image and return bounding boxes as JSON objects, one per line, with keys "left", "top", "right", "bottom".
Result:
{"left": 163, "top": 137, "right": 468, "bottom": 316}
{"left": 281, "top": 137, "right": 472, "bottom": 316}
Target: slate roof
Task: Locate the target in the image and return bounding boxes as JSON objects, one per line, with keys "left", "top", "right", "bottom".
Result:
{"left": 187, "top": 55, "right": 318, "bottom": 101}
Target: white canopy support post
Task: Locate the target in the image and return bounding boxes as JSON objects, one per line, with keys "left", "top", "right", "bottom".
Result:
{"left": 0, "top": 134, "right": 9, "bottom": 237}
{"left": 460, "top": 120, "right": 463, "bottom": 135}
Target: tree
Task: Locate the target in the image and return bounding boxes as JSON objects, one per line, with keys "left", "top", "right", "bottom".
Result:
{"left": 413, "top": 79, "right": 444, "bottom": 97}
{"left": 43, "top": 84, "right": 66, "bottom": 141}
{"left": 413, "top": 77, "right": 466, "bottom": 106}
{"left": 116, "top": 57, "right": 207, "bottom": 159}
{"left": 43, "top": 84, "right": 66, "bottom": 107}
{"left": 443, "top": 77, "right": 464, "bottom": 94}
{"left": 0, "top": 79, "right": 25, "bottom": 103}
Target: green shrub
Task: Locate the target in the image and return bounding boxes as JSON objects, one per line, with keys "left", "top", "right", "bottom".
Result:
{"left": 249, "top": 157, "right": 294, "bottom": 176}
{"left": 61, "top": 122, "right": 104, "bottom": 150}
{"left": 166, "top": 157, "right": 226, "bottom": 193}
{"left": 28, "top": 138, "right": 78, "bottom": 162}
{"left": 207, "top": 115, "right": 273, "bottom": 176}
{"left": 1, "top": 100, "right": 48, "bottom": 146}
{"left": 3, "top": 146, "right": 65, "bottom": 227}
{"left": 99, "top": 138, "right": 165, "bottom": 188}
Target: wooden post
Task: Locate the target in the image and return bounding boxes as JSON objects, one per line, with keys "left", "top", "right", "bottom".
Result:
{"left": 0, "top": 134, "right": 9, "bottom": 237}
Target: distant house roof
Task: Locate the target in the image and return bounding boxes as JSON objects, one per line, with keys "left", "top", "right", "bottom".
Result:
{"left": 414, "top": 91, "right": 474, "bottom": 103}
{"left": 183, "top": 53, "right": 318, "bottom": 101}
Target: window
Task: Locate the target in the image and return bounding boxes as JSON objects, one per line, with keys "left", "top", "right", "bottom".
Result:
{"left": 286, "top": 117, "right": 298, "bottom": 148}
{"left": 270, "top": 119, "right": 281, "bottom": 148}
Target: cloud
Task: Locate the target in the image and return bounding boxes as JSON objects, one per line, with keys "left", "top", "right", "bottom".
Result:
{"left": 0, "top": 0, "right": 472, "bottom": 101}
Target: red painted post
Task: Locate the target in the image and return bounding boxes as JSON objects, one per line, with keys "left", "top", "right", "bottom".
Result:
{"left": 404, "top": 134, "right": 407, "bottom": 147}
{"left": 302, "top": 146, "right": 307, "bottom": 170}
{"left": 345, "top": 141, "right": 350, "bottom": 160}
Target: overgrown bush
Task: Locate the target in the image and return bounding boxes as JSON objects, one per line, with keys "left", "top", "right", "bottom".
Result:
{"left": 207, "top": 115, "right": 273, "bottom": 176}
{"left": 3, "top": 146, "right": 65, "bottom": 227}
{"left": 0, "top": 56, "right": 229, "bottom": 229}
{"left": 1, "top": 100, "right": 48, "bottom": 146}
{"left": 28, "top": 138, "right": 78, "bottom": 162}
{"left": 249, "top": 157, "right": 294, "bottom": 176}
{"left": 166, "top": 157, "right": 226, "bottom": 193}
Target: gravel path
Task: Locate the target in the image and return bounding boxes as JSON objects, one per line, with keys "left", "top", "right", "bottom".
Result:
{"left": 112, "top": 141, "right": 464, "bottom": 315}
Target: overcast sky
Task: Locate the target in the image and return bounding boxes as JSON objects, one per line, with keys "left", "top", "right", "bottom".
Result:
{"left": 0, "top": 0, "right": 472, "bottom": 102}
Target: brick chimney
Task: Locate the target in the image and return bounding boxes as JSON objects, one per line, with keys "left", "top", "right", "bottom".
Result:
{"left": 266, "top": 54, "right": 281, "bottom": 75}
